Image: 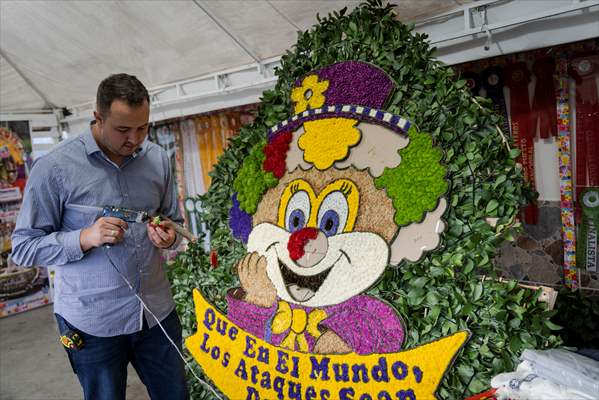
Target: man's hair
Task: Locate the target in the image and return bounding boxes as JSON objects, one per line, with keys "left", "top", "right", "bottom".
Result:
{"left": 96, "top": 73, "right": 150, "bottom": 116}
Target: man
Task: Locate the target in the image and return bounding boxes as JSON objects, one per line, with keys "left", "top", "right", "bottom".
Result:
{"left": 11, "top": 74, "right": 189, "bottom": 400}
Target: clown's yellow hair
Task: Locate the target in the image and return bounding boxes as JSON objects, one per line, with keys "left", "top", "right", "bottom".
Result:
{"left": 298, "top": 118, "right": 360, "bottom": 170}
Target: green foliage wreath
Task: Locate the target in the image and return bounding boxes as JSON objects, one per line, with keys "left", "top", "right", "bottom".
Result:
{"left": 168, "top": 1, "right": 561, "bottom": 398}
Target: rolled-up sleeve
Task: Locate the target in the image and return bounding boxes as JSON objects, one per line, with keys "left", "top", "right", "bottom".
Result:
{"left": 11, "top": 157, "right": 84, "bottom": 267}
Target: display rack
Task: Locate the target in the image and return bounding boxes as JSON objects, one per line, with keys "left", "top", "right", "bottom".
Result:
{"left": 0, "top": 124, "right": 52, "bottom": 318}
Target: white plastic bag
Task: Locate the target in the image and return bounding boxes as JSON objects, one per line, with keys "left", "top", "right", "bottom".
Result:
{"left": 521, "top": 348, "right": 599, "bottom": 398}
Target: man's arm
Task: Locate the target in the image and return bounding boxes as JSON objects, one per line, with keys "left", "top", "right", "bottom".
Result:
{"left": 10, "top": 158, "right": 84, "bottom": 267}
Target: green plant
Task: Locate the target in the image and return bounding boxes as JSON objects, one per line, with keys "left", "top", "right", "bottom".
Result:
{"left": 552, "top": 288, "right": 599, "bottom": 348}
{"left": 168, "top": 1, "right": 561, "bottom": 398}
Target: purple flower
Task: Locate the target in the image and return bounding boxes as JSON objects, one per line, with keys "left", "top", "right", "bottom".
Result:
{"left": 229, "top": 193, "right": 253, "bottom": 243}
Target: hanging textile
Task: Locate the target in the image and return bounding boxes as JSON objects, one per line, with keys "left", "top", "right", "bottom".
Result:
{"left": 165, "top": 106, "right": 257, "bottom": 195}
{"left": 531, "top": 57, "right": 558, "bottom": 139}
{"left": 570, "top": 54, "right": 599, "bottom": 216}
{"left": 149, "top": 124, "right": 187, "bottom": 219}
{"left": 556, "top": 56, "right": 578, "bottom": 288}
{"left": 504, "top": 61, "right": 538, "bottom": 224}
{"left": 180, "top": 119, "right": 205, "bottom": 196}
{"left": 210, "top": 115, "right": 224, "bottom": 166}
{"left": 150, "top": 125, "right": 176, "bottom": 185}
{"left": 220, "top": 112, "right": 241, "bottom": 150}
{"left": 195, "top": 116, "right": 213, "bottom": 188}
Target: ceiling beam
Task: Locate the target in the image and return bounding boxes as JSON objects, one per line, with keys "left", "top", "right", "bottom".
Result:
{"left": 265, "top": 0, "right": 302, "bottom": 31}
{"left": 192, "top": 0, "right": 262, "bottom": 64}
{"left": 0, "top": 49, "right": 57, "bottom": 110}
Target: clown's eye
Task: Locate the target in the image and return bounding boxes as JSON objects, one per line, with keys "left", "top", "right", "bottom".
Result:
{"left": 285, "top": 191, "right": 310, "bottom": 233}
{"left": 317, "top": 191, "right": 349, "bottom": 236}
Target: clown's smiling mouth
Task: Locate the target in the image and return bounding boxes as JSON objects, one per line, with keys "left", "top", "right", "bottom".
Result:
{"left": 278, "top": 258, "right": 333, "bottom": 303}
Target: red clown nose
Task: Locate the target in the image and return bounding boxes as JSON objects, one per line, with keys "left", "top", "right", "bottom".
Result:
{"left": 287, "top": 227, "right": 328, "bottom": 267}
{"left": 287, "top": 228, "right": 319, "bottom": 261}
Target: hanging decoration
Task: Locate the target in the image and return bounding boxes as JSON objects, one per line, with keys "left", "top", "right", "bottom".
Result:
{"left": 531, "top": 57, "right": 558, "bottom": 139}
{"left": 504, "top": 61, "right": 538, "bottom": 224}
{"left": 481, "top": 65, "right": 510, "bottom": 136}
{"left": 462, "top": 70, "right": 481, "bottom": 97}
{"left": 556, "top": 56, "right": 578, "bottom": 288}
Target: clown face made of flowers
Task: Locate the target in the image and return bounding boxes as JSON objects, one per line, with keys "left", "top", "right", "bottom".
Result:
{"left": 228, "top": 61, "right": 448, "bottom": 355}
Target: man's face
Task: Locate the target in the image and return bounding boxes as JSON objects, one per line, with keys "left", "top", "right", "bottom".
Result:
{"left": 94, "top": 99, "right": 150, "bottom": 158}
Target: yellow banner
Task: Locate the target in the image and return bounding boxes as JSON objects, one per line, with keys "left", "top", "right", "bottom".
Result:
{"left": 186, "top": 289, "right": 469, "bottom": 400}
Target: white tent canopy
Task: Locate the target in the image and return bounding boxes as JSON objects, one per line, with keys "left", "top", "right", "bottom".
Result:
{"left": 0, "top": 0, "right": 597, "bottom": 129}
{"left": 0, "top": 0, "right": 598, "bottom": 200}
{"left": 0, "top": 0, "right": 473, "bottom": 113}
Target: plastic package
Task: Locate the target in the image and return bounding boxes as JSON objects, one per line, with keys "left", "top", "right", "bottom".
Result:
{"left": 521, "top": 348, "right": 599, "bottom": 398}
{"left": 491, "top": 361, "right": 596, "bottom": 400}
{"left": 491, "top": 349, "right": 599, "bottom": 400}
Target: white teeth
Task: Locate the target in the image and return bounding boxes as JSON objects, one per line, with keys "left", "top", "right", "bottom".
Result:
{"left": 287, "top": 284, "right": 315, "bottom": 302}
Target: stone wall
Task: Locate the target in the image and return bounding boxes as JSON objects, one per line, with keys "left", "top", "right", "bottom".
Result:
{"left": 494, "top": 201, "right": 599, "bottom": 291}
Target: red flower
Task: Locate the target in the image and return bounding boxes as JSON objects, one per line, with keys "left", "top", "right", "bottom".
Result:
{"left": 263, "top": 132, "right": 292, "bottom": 178}
{"left": 210, "top": 249, "right": 218, "bottom": 268}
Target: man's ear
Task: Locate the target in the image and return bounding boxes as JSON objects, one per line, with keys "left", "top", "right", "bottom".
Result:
{"left": 93, "top": 110, "right": 103, "bottom": 127}
{"left": 389, "top": 198, "right": 447, "bottom": 265}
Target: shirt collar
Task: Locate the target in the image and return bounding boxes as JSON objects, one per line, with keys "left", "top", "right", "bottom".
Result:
{"left": 82, "top": 123, "right": 102, "bottom": 156}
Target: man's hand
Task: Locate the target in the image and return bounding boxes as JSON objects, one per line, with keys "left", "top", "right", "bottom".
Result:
{"left": 147, "top": 217, "right": 177, "bottom": 249}
{"left": 80, "top": 217, "right": 128, "bottom": 252}
{"left": 237, "top": 252, "right": 277, "bottom": 308}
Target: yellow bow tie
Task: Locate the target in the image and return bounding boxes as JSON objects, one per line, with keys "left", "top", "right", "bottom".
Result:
{"left": 271, "top": 300, "right": 327, "bottom": 352}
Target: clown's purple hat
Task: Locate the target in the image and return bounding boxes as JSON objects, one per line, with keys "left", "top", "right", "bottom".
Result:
{"left": 268, "top": 61, "right": 411, "bottom": 140}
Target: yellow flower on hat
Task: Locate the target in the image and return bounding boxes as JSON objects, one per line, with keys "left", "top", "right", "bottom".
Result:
{"left": 291, "top": 74, "right": 329, "bottom": 114}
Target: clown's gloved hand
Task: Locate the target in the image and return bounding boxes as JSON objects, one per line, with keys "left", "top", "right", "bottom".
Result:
{"left": 236, "top": 252, "right": 277, "bottom": 308}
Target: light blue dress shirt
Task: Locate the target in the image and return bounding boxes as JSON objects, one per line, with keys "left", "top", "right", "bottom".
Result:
{"left": 11, "top": 127, "right": 183, "bottom": 337}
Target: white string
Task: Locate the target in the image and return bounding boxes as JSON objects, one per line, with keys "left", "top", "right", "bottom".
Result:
{"left": 102, "top": 247, "right": 223, "bottom": 400}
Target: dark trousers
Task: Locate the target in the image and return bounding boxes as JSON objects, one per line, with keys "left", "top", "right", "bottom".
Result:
{"left": 55, "top": 310, "right": 189, "bottom": 400}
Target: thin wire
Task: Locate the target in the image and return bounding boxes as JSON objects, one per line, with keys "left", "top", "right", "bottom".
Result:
{"left": 517, "top": 278, "right": 599, "bottom": 293}
{"left": 102, "top": 247, "right": 223, "bottom": 400}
